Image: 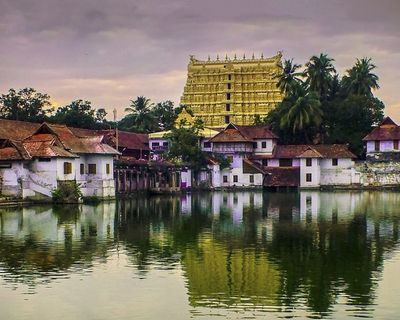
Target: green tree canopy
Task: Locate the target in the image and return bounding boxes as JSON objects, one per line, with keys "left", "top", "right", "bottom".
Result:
{"left": 122, "top": 96, "right": 157, "bottom": 133}
{"left": 0, "top": 88, "right": 52, "bottom": 122}
{"left": 275, "top": 58, "right": 303, "bottom": 94}
{"left": 51, "top": 99, "right": 107, "bottom": 129}
{"left": 342, "top": 58, "right": 380, "bottom": 97}
{"left": 266, "top": 54, "right": 385, "bottom": 155}
{"left": 304, "top": 53, "right": 336, "bottom": 99}
{"left": 165, "top": 119, "right": 207, "bottom": 170}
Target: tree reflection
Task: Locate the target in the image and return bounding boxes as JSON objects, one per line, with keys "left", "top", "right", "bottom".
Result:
{"left": 0, "top": 191, "right": 399, "bottom": 316}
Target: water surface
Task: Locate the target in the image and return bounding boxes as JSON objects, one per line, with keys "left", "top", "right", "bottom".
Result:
{"left": 0, "top": 191, "right": 399, "bottom": 319}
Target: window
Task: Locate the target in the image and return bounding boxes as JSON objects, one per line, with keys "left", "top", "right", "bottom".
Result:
{"left": 152, "top": 142, "right": 159, "bottom": 147}
{"left": 225, "top": 116, "right": 230, "bottom": 124}
{"left": 106, "top": 163, "right": 110, "bottom": 175}
{"left": 332, "top": 158, "right": 338, "bottom": 166}
{"left": 261, "top": 141, "right": 267, "bottom": 148}
{"left": 203, "top": 141, "right": 211, "bottom": 148}
{"left": 227, "top": 83, "right": 231, "bottom": 90}
{"left": 80, "top": 163, "right": 85, "bottom": 174}
{"left": 306, "top": 158, "right": 312, "bottom": 167}
{"left": 88, "top": 164, "right": 97, "bottom": 174}
{"left": 306, "top": 173, "right": 312, "bottom": 182}
{"left": 226, "top": 93, "right": 231, "bottom": 100}
{"left": 233, "top": 175, "right": 238, "bottom": 183}
{"left": 375, "top": 141, "right": 380, "bottom": 151}
{"left": 38, "top": 157, "right": 51, "bottom": 162}
{"left": 279, "top": 159, "right": 292, "bottom": 167}
{"left": 253, "top": 142, "right": 258, "bottom": 149}
{"left": 223, "top": 175, "right": 228, "bottom": 183}
{"left": 228, "top": 74, "right": 232, "bottom": 80}
{"left": 394, "top": 140, "right": 399, "bottom": 150}
{"left": 249, "top": 175, "right": 254, "bottom": 183}
{"left": 63, "top": 162, "right": 72, "bottom": 174}
{"left": 163, "top": 142, "right": 169, "bottom": 147}
{"left": 226, "top": 104, "right": 231, "bottom": 111}
{"left": 262, "top": 159, "right": 268, "bottom": 166}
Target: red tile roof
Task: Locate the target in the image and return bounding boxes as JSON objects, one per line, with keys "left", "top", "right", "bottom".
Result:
{"left": 0, "top": 119, "right": 40, "bottom": 140}
{"left": 235, "top": 125, "right": 278, "bottom": 139}
{"left": 311, "top": 144, "right": 356, "bottom": 158}
{"left": 273, "top": 145, "right": 310, "bottom": 158}
{"left": 363, "top": 117, "right": 400, "bottom": 141}
{"left": 209, "top": 123, "right": 277, "bottom": 143}
{"left": 70, "top": 128, "right": 150, "bottom": 151}
{"left": 272, "top": 144, "right": 355, "bottom": 159}
{"left": 0, "top": 147, "right": 25, "bottom": 161}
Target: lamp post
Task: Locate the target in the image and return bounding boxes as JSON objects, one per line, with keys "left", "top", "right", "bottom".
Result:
{"left": 113, "top": 108, "right": 119, "bottom": 159}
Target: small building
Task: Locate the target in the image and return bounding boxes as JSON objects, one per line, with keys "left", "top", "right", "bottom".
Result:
{"left": 256, "top": 144, "right": 357, "bottom": 189}
{"left": 207, "top": 123, "right": 275, "bottom": 188}
{"left": 0, "top": 120, "right": 119, "bottom": 200}
{"left": 363, "top": 117, "right": 400, "bottom": 161}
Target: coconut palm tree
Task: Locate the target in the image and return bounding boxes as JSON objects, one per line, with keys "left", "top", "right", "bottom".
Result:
{"left": 304, "top": 54, "right": 336, "bottom": 98}
{"left": 342, "top": 58, "right": 380, "bottom": 97}
{"left": 275, "top": 59, "right": 303, "bottom": 94}
{"left": 124, "top": 96, "right": 157, "bottom": 132}
{"left": 280, "top": 83, "right": 322, "bottom": 143}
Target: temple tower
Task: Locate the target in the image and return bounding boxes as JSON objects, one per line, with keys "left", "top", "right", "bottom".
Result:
{"left": 180, "top": 52, "right": 284, "bottom": 128}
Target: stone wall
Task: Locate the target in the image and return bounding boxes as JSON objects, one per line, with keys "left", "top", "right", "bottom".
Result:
{"left": 355, "top": 161, "right": 400, "bottom": 187}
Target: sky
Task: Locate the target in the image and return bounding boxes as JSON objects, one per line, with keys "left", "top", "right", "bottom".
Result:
{"left": 1, "top": 0, "right": 399, "bottom": 120}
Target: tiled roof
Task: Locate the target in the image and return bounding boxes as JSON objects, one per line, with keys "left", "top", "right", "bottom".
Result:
{"left": 0, "top": 140, "right": 31, "bottom": 161}
{"left": 209, "top": 123, "right": 277, "bottom": 143}
{"left": 0, "top": 119, "right": 40, "bottom": 140}
{"left": 236, "top": 125, "right": 278, "bottom": 139}
{"left": 272, "top": 144, "right": 355, "bottom": 159}
{"left": 363, "top": 117, "right": 400, "bottom": 141}
{"left": 273, "top": 145, "right": 310, "bottom": 158}
{"left": 0, "top": 147, "right": 26, "bottom": 161}
{"left": 243, "top": 158, "right": 265, "bottom": 174}
{"left": 209, "top": 127, "right": 251, "bottom": 143}
{"left": 311, "top": 144, "right": 356, "bottom": 158}
{"left": 70, "top": 127, "right": 150, "bottom": 151}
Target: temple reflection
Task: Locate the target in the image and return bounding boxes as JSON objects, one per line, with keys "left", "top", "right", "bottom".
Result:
{"left": 0, "top": 191, "right": 399, "bottom": 316}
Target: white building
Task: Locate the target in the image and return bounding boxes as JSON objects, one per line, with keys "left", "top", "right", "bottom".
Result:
{"left": 0, "top": 120, "right": 119, "bottom": 200}
{"left": 207, "top": 123, "right": 276, "bottom": 188}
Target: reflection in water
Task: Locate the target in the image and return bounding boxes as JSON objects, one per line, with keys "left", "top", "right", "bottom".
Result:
{"left": 0, "top": 191, "right": 399, "bottom": 319}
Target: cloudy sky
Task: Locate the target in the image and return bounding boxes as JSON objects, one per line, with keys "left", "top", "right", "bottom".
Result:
{"left": 1, "top": 0, "right": 399, "bottom": 120}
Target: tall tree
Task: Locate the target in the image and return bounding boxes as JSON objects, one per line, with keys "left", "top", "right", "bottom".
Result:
{"left": 153, "top": 100, "right": 180, "bottom": 131}
{"left": 51, "top": 99, "right": 107, "bottom": 129}
{"left": 280, "top": 84, "right": 322, "bottom": 143}
{"left": 165, "top": 119, "right": 207, "bottom": 170}
{"left": 304, "top": 54, "right": 336, "bottom": 98}
{"left": 323, "top": 95, "right": 384, "bottom": 156}
{"left": 275, "top": 59, "right": 303, "bottom": 94}
{"left": 123, "top": 96, "right": 157, "bottom": 133}
{"left": 0, "top": 88, "right": 52, "bottom": 122}
{"left": 342, "top": 58, "right": 380, "bottom": 97}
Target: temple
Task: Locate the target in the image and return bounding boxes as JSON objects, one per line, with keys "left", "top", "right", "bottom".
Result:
{"left": 180, "top": 53, "right": 284, "bottom": 128}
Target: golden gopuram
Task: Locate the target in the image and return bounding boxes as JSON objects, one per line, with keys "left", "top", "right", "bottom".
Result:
{"left": 180, "top": 52, "right": 284, "bottom": 128}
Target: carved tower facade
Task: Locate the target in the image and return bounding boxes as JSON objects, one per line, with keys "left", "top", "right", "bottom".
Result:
{"left": 180, "top": 53, "right": 284, "bottom": 128}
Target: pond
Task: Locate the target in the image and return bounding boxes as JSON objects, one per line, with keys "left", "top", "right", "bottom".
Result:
{"left": 0, "top": 191, "right": 399, "bottom": 319}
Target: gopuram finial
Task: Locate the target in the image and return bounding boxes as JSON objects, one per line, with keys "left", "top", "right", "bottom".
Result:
{"left": 225, "top": 54, "right": 228, "bottom": 60}
{"left": 216, "top": 54, "right": 219, "bottom": 61}
{"left": 243, "top": 53, "right": 246, "bottom": 59}
{"left": 252, "top": 53, "right": 255, "bottom": 60}
{"left": 261, "top": 53, "right": 264, "bottom": 59}
{"left": 234, "top": 53, "right": 237, "bottom": 60}
{"left": 208, "top": 55, "right": 211, "bottom": 61}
